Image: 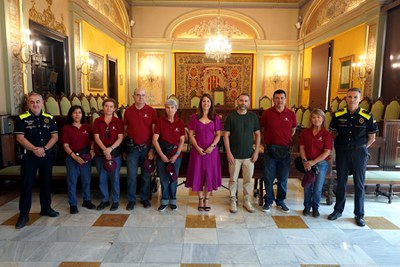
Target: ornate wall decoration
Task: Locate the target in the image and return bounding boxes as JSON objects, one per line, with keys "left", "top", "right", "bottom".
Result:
{"left": 88, "top": 0, "right": 125, "bottom": 34}
{"left": 180, "top": 17, "right": 249, "bottom": 38}
{"left": 364, "top": 23, "right": 376, "bottom": 99}
{"left": 175, "top": 53, "right": 253, "bottom": 108}
{"left": 138, "top": 53, "right": 165, "bottom": 107}
{"left": 9, "top": 0, "right": 25, "bottom": 115}
{"left": 29, "top": 0, "right": 66, "bottom": 35}
{"left": 305, "top": 0, "right": 366, "bottom": 35}
{"left": 262, "top": 55, "right": 291, "bottom": 98}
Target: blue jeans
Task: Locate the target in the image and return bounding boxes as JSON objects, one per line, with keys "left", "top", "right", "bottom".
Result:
{"left": 157, "top": 157, "right": 182, "bottom": 205}
{"left": 66, "top": 156, "right": 92, "bottom": 206}
{"left": 126, "top": 147, "right": 151, "bottom": 202}
{"left": 95, "top": 156, "right": 121, "bottom": 203}
{"left": 263, "top": 151, "right": 291, "bottom": 205}
{"left": 303, "top": 160, "right": 329, "bottom": 210}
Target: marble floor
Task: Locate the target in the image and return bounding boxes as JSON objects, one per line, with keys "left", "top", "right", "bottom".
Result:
{"left": 0, "top": 178, "right": 400, "bottom": 267}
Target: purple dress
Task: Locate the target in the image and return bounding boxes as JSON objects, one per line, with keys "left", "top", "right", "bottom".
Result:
{"left": 186, "top": 113, "right": 222, "bottom": 192}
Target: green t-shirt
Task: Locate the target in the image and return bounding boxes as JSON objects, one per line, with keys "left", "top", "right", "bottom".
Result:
{"left": 224, "top": 111, "right": 260, "bottom": 159}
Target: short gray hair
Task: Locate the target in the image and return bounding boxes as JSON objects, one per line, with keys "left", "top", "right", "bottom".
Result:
{"left": 165, "top": 99, "right": 178, "bottom": 109}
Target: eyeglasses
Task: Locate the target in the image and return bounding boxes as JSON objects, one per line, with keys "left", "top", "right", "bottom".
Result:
{"left": 105, "top": 127, "right": 110, "bottom": 138}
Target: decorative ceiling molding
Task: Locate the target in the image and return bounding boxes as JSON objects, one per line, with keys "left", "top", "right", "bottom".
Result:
{"left": 29, "top": 0, "right": 66, "bottom": 35}
{"left": 87, "top": 0, "right": 128, "bottom": 34}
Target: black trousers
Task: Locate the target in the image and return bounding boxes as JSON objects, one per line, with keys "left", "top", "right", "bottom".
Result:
{"left": 19, "top": 152, "right": 54, "bottom": 217}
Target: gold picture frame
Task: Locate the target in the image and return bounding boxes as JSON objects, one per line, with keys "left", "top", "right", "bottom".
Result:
{"left": 339, "top": 55, "right": 354, "bottom": 92}
{"left": 89, "top": 52, "right": 104, "bottom": 91}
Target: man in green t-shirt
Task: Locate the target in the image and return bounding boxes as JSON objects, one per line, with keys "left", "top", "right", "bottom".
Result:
{"left": 223, "top": 93, "right": 261, "bottom": 213}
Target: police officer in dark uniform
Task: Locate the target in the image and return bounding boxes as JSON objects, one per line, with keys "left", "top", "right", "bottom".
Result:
{"left": 14, "top": 92, "right": 59, "bottom": 229}
{"left": 328, "top": 88, "right": 378, "bottom": 227}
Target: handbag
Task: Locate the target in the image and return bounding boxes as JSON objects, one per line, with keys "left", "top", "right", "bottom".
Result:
{"left": 266, "top": 144, "right": 291, "bottom": 160}
{"left": 158, "top": 141, "right": 177, "bottom": 158}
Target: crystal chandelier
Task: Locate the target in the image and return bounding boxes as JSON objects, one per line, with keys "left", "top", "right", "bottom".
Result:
{"left": 205, "top": 1, "right": 232, "bottom": 63}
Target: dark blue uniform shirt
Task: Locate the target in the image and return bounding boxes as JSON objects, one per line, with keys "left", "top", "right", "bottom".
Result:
{"left": 329, "top": 107, "right": 378, "bottom": 148}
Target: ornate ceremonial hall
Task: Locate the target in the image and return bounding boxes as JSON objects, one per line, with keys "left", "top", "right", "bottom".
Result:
{"left": 0, "top": 0, "right": 399, "bottom": 266}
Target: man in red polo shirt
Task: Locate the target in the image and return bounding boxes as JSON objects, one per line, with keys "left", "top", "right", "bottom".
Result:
{"left": 124, "top": 88, "right": 158, "bottom": 210}
{"left": 260, "top": 89, "right": 297, "bottom": 213}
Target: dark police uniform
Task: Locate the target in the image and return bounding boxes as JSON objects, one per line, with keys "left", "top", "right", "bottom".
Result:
{"left": 329, "top": 107, "right": 378, "bottom": 217}
{"left": 14, "top": 110, "right": 58, "bottom": 218}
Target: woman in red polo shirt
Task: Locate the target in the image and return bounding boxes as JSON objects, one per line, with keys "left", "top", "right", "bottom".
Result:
{"left": 299, "top": 108, "right": 333, "bottom": 218}
{"left": 152, "top": 99, "right": 185, "bottom": 211}
{"left": 62, "top": 105, "right": 96, "bottom": 214}
{"left": 93, "top": 98, "right": 124, "bottom": 212}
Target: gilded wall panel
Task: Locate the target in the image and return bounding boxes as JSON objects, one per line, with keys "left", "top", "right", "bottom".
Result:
{"left": 262, "top": 55, "right": 291, "bottom": 99}
{"left": 138, "top": 53, "right": 165, "bottom": 107}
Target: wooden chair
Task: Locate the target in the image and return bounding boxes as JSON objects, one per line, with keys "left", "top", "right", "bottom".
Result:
{"left": 60, "top": 95, "right": 71, "bottom": 116}
{"left": 295, "top": 106, "right": 304, "bottom": 127}
{"left": 370, "top": 97, "right": 386, "bottom": 123}
{"left": 44, "top": 94, "right": 60, "bottom": 116}
{"left": 301, "top": 108, "right": 312, "bottom": 128}
{"left": 383, "top": 98, "right": 400, "bottom": 120}
{"left": 338, "top": 98, "right": 347, "bottom": 110}
{"left": 80, "top": 95, "right": 91, "bottom": 116}
{"left": 324, "top": 110, "right": 332, "bottom": 131}
{"left": 330, "top": 96, "right": 340, "bottom": 113}
{"left": 71, "top": 93, "right": 81, "bottom": 107}
{"left": 190, "top": 95, "right": 201, "bottom": 108}
{"left": 89, "top": 95, "right": 99, "bottom": 111}
{"left": 167, "top": 94, "right": 179, "bottom": 106}
{"left": 97, "top": 97, "right": 104, "bottom": 111}
{"left": 91, "top": 110, "right": 100, "bottom": 126}
{"left": 359, "top": 97, "right": 372, "bottom": 111}
{"left": 259, "top": 96, "right": 272, "bottom": 109}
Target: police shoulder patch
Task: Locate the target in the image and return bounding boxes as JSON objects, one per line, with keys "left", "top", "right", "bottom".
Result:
{"left": 19, "top": 111, "right": 31, "bottom": 119}
{"left": 359, "top": 108, "right": 371, "bottom": 120}
{"left": 335, "top": 108, "right": 347, "bottom": 117}
{"left": 42, "top": 112, "right": 54, "bottom": 119}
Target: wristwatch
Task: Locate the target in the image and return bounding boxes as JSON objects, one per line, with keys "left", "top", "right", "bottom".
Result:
{"left": 302, "top": 158, "right": 307, "bottom": 163}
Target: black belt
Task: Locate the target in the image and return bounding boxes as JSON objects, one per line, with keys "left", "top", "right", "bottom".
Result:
{"left": 335, "top": 144, "right": 366, "bottom": 150}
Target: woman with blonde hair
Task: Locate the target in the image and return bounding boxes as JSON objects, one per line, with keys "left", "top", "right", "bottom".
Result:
{"left": 299, "top": 108, "right": 333, "bottom": 217}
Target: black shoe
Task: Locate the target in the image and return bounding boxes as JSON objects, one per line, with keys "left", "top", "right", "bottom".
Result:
{"left": 70, "top": 206, "right": 79, "bottom": 214}
{"left": 97, "top": 201, "right": 110, "bottom": 210}
{"left": 141, "top": 200, "right": 151, "bottom": 208}
{"left": 126, "top": 201, "right": 135, "bottom": 211}
{"left": 328, "top": 211, "right": 342, "bottom": 220}
{"left": 158, "top": 204, "right": 167, "bottom": 211}
{"left": 303, "top": 207, "right": 311, "bottom": 216}
{"left": 40, "top": 208, "right": 60, "bottom": 217}
{"left": 110, "top": 202, "right": 119, "bottom": 211}
{"left": 262, "top": 203, "right": 271, "bottom": 212}
{"left": 82, "top": 201, "right": 96, "bottom": 210}
{"left": 312, "top": 208, "right": 320, "bottom": 218}
{"left": 277, "top": 202, "right": 290, "bottom": 213}
{"left": 15, "top": 216, "right": 29, "bottom": 229}
{"left": 170, "top": 204, "right": 178, "bottom": 211}
{"left": 355, "top": 215, "right": 365, "bottom": 227}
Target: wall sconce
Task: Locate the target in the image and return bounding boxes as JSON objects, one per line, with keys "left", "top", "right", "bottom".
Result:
{"left": 269, "top": 58, "right": 287, "bottom": 88}
{"left": 77, "top": 52, "right": 94, "bottom": 76}
{"left": 352, "top": 54, "right": 372, "bottom": 89}
{"left": 12, "top": 29, "right": 43, "bottom": 68}
{"left": 295, "top": 16, "right": 302, "bottom": 30}
{"left": 140, "top": 55, "right": 161, "bottom": 104}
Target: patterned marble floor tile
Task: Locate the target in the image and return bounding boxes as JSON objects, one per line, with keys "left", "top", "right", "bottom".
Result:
{"left": 324, "top": 244, "right": 375, "bottom": 265}
{"left": 273, "top": 215, "right": 308, "bottom": 229}
{"left": 216, "top": 228, "right": 252, "bottom": 244}
{"left": 218, "top": 244, "right": 259, "bottom": 264}
{"left": 181, "top": 244, "right": 219, "bottom": 264}
{"left": 184, "top": 228, "right": 218, "bottom": 244}
{"left": 181, "top": 264, "right": 221, "bottom": 267}
{"left": 185, "top": 214, "right": 216, "bottom": 228}
{"left": 141, "top": 243, "right": 183, "bottom": 263}
{"left": 365, "top": 216, "right": 400, "bottom": 229}
{"left": 92, "top": 214, "right": 129, "bottom": 227}
{"left": 248, "top": 228, "right": 288, "bottom": 245}
{"left": 102, "top": 242, "right": 148, "bottom": 263}
{"left": 80, "top": 227, "right": 121, "bottom": 242}
{"left": 254, "top": 244, "right": 299, "bottom": 265}
{"left": 358, "top": 244, "right": 400, "bottom": 265}
{"left": 290, "top": 244, "right": 338, "bottom": 264}
{"left": 1, "top": 213, "right": 41, "bottom": 227}
{"left": 59, "top": 262, "right": 100, "bottom": 267}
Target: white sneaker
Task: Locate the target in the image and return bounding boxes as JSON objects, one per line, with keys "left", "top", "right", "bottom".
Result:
{"left": 230, "top": 200, "right": 238, "bottom": 213}
{"left": 243, "top": 201, "right": 256, "bottom": 213}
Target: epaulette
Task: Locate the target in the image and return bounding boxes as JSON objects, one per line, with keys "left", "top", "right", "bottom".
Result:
{"left": 358, "top": 108, "right": 371, "bottom": 120}
{"left": 19, "top": 111, "right": 31, "bottom": 119}
{"left": 335, "top": 108, "right": 347, "bottom": 117}
{"left": 42, "top": 112, "right": 54, "bottom": 119}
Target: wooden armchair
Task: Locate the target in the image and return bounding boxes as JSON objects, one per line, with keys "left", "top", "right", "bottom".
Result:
{"left": 370, "top": 97, "right": 386, "bottom": 123}
{"left": 383, "top": 98, "right": 400, "bottom": 120}
{"left": 330, "top": 96, "right": 341, "bottom": 112}
{"left": 360, "top": 96, "right": 372, "bottom": 111}
{"left": 60, "top": 95, "right": 71, "bottom": 116}
{"left": 80, "top": 94, "right": 91, "bottom": 116}
{"left": 44, "top": 94, "right": 60, "bottom": 116}
{"left": 259, "top": 96, "right": 272, "bottom": 109}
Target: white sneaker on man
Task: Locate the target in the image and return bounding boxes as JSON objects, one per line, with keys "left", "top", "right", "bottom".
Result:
{"left": 229, "top": 200, "right": 238, "bottom": 213}
{"left": 243, "top": 201, "right": 256, "bottom": 213}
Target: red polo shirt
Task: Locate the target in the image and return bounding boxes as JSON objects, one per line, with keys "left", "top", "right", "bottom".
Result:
{"left": 299, "top": 127, "right": 333, "bottom": 160}
{"left": 93, "top": 116, "right": 124, "bottom": 154}
{"left": 124, "top": 104, "right": 157, "bottom": 145}
{"left": 260, "top": 107, "right": 297, "bottom": 147}
{"left": 154, "top": 115, "right": 185, "bottom": 146}
{"left": 61, "top": 124, "right": 93, "bottom": 153}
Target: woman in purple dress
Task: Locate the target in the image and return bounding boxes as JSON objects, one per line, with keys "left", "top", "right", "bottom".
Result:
{"left": 186, "top": 93, "right": 222, "bottom": 211}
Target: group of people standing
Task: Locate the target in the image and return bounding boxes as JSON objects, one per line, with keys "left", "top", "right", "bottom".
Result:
{"left": 13, "top": 87, "right": 377, "bottom": 229}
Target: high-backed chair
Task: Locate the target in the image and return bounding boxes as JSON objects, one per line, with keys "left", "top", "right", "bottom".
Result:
{"left": 301, "top": 108, "right": 312, "bottom": 128}
{"left": 338, "top": 98, "right": 347, "bottom": 110}
{"left": 259, "top": 96, "right": 272, "bottom": 109}
{"left": 91, "top": 110, "right": 100, "bottom": 126}
{"left": 324, "top": 110, "right": 332, "bottom": 131}
{"left": 89, "top": 95, "right": 99, "bottom": 111}
{"left": 359, "top": 97, "right": 371, "bottom": 111}
{"left": 60, "top": 95, "right": 71, "bottom": 115}
{"left": 167, "top": 94, "right": 179, "bottom": 106}
{"left": 44, "top": 94, "right": 60, "bottom": 116}
{"left": 190, "top": 95, "right": 201, "bottom": 108}
{"left": 71, "top": 93, "right": 81, "bottom": 107}
{"left": 383, "top": 98, "right": 400, "bottom": 120}
{"left": 97, "top": 97, "right": 104, "bottom": 111}
{"left": 370, "top": 97, "right": 385, "bottom": 123}
{"left": 80, "top": 95, "right": 91, "bottom": 115}
{"left": 295, "top": 106, "right": 304, "bottom": 127}
{"left": 330, "top": 96, "right": 340, "bottom": 112}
